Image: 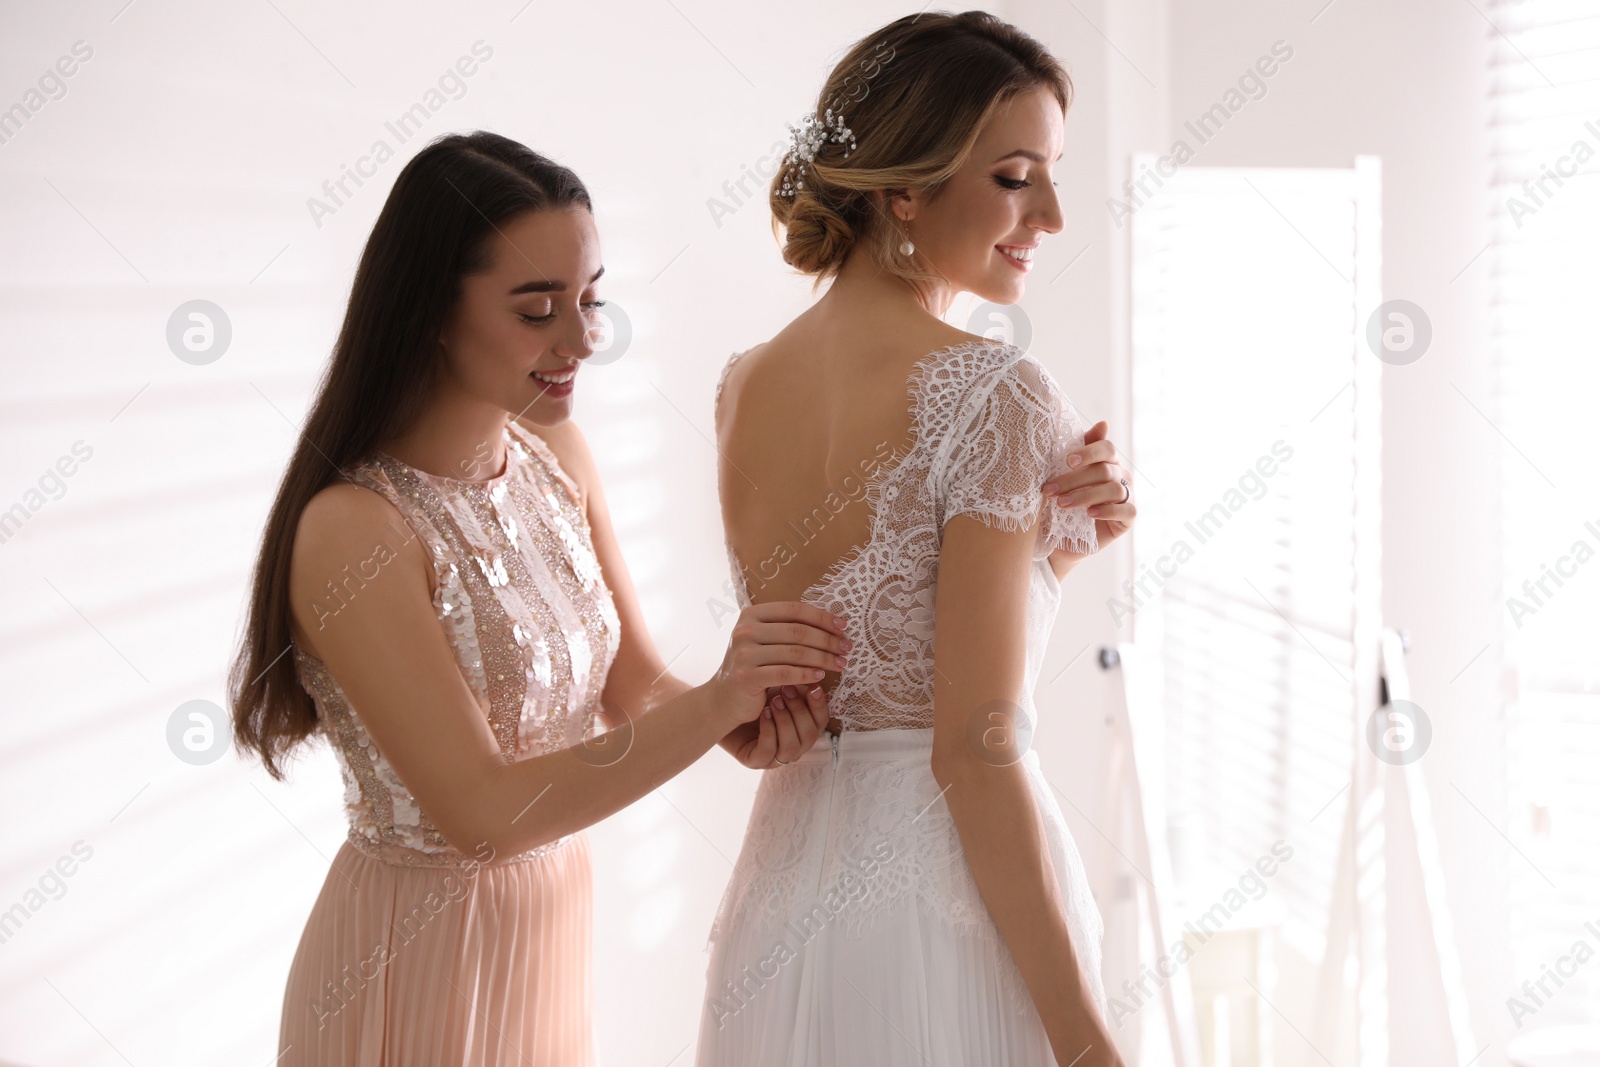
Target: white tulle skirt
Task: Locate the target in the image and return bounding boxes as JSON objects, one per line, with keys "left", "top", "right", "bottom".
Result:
{"left": 695, "top": 726, "right": 1106, "bottom": 1067}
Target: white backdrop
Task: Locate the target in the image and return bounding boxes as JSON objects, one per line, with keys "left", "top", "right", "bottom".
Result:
{"left": 1, "top": 0, "right": 1542, "bottom": 1064}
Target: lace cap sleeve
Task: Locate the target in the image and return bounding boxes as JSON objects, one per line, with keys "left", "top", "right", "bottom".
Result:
{"left": 936, "top": 351, "right": 1098, "bottom": 559}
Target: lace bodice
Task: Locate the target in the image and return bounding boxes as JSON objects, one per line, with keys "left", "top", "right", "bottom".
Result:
{"left": 715, "top": 340, "right": 1098, "bottom": 732}
{"left": 291, "top": 421, "right": 621, "bottom": 867}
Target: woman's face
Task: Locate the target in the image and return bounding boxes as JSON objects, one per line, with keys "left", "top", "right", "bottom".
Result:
{"left": 899, "top": 84, "right": 1066, "bottom": 307}
{"left": 438, "top": 205, "right": 605, "bottom": 426}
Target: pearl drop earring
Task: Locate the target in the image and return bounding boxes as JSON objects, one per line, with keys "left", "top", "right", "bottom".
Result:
{"left": 899, "top": 237, "right": 915, "bottom": 256}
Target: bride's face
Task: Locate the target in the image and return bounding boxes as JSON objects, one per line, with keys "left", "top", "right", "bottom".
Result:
{"left": 900, "top": 84, "right": 1066, "bottom": 307}
{"left": 438, "top": 205, "right": 605, "bottom": 426}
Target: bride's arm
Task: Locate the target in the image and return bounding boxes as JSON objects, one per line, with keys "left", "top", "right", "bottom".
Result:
{"left": 523, "top": 417, "right": 835, "bottom": 765}
{"left": 931, "top": 512, "right": 1123, "bottom": 1067}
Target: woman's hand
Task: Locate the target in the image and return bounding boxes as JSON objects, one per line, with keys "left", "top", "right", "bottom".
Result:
{"left": 721, "top": 682, "right": 832, "bottom": 768}
{"left": 1043, "top": 420, "right": 1136, "bottom": 554}
{"left": 707, "top": 601, "right": 848, "bottom": 735}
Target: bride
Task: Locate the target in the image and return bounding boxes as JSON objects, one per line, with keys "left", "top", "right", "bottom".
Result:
{"left": 697, "top": 11, "right": 1134, "bottom": 1067}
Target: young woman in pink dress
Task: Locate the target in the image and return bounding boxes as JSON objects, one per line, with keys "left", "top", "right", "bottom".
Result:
{"left": 228, "top": 132, "right": 847, "bottom": 1066}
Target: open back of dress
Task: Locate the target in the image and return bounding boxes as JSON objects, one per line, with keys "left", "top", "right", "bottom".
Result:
{"left": 715, "top": 339, "right": 1099, "bottom": 732}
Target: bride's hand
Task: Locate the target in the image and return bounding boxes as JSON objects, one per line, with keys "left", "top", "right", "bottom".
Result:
{"left": 708, "top": 601, "right": 848, "bottom": 735}
{"left": 1042, "top": 420, "right": 1136, "bottom": 554}
{"left": 721, "top": 682, "right": 831, "bottom": 769}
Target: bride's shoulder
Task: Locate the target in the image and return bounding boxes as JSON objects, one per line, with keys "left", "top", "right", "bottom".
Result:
{"left": 722, "top": 339, "right": 771, "bottom": 378}
{"left": 715, "top": 319, "right": 819, "bottom": 412}
{"left": 714, "top": 340, "right": 770, "bottom": 422}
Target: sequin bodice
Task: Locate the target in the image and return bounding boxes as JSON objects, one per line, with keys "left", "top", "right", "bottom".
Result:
{"left": 292, "top": 421, "right": 621, "bottom": 867}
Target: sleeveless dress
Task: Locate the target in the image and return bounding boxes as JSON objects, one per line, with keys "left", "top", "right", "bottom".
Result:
{"left": 277, "top": 420, "right": 621, "bottom": 1066}
{"left": 697, "top": 340, "right": 1108, "bottom": 1066}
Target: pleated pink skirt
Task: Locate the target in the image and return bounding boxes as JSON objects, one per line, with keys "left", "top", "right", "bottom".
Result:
{"left": 277, "top": 831, "right": 595, "bottom": 1067}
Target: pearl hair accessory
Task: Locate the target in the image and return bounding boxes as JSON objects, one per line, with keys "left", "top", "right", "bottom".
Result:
{"left": 777, "top": 107, "right": 858, "bottom": 198}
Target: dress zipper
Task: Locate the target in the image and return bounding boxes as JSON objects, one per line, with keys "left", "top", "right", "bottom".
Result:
{"left": 816, "top": 727, "right": 841, "bottom": 898}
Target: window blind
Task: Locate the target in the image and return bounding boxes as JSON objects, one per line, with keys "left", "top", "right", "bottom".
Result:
{"left": 1489, "top": 0, "right": 1600, "bottom": 1030}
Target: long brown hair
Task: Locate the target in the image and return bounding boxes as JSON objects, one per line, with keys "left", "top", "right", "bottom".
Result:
{"left": 229, "top": 131, "right": 592, "bottom": 780}
{"left": 771, "top": 10, "right": 1071, "bottom": 293}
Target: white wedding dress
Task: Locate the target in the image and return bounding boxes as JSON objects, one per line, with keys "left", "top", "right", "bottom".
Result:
{"left": 696, "top": 340, "right": 1109, "bottom": 1067}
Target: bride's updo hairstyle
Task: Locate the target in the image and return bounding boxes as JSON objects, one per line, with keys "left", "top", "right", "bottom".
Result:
{"left": 771, "top": 10, "right": 1071, "bottom": 292}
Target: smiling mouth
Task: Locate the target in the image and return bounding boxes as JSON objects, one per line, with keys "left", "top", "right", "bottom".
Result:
{"left": 531, "top": 368, "right": 577, "bottom": 385}
{"left": 997, "top": 244, "right": 1036, "bottom": 266}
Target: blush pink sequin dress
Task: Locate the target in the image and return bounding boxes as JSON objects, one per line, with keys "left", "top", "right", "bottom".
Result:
{"left": 276, "top": 420, "right": 620, "bottom": 1067}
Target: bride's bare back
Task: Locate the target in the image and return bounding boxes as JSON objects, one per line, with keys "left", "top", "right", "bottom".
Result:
{"left": 713, "top": 294, "right": 1098, "bottom": 736}
{"left": 716, "top": 307, "right": 978, "bottom": 609}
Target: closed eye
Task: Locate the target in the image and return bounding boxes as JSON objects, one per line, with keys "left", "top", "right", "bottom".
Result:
{"left": 520, "top": 300, "right": 606, "bottom": 324}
